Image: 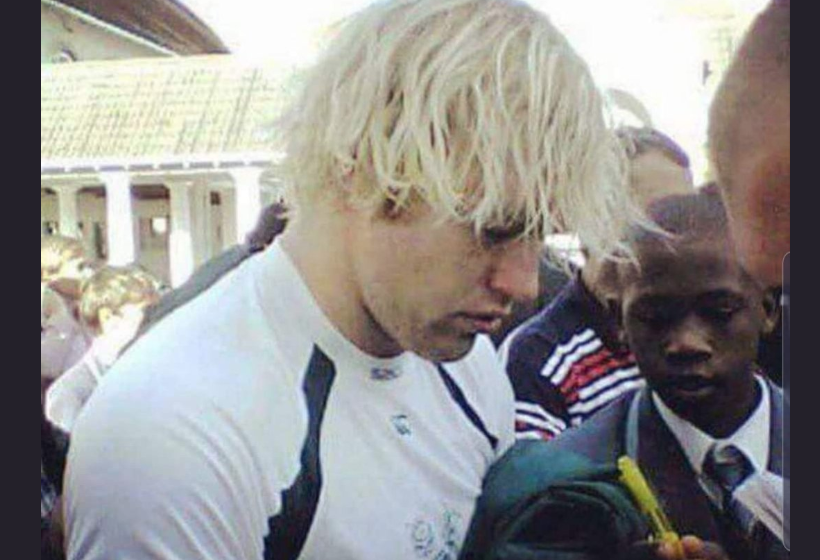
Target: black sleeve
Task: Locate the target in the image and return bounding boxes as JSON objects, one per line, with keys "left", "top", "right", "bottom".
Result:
{"left": 41, "top": 405, "right": 69, "bottom": 494}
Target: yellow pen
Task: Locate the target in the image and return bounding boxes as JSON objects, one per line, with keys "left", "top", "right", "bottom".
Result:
{"left": 617, "top": 456, "right": 685, "bottom": 559}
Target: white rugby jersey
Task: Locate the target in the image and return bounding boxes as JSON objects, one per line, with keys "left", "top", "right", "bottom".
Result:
{"left": 66, "top": 241, "right": 515, "bottom": 560}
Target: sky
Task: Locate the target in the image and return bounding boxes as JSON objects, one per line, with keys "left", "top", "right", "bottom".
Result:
{"left": 181, "top": 0, "right": 771, "bottom": 182}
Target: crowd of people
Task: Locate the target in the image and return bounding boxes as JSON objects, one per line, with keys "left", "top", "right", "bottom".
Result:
{"left": 41, "top": 0, "right": 789, "bottom": 559}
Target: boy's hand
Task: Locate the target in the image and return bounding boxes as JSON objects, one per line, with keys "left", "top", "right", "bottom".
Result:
{"left": 624, "top": 536, "right": 731, "bottom": 560}
{"left": 657, "top": 536, "right": 731, "bottom": 560}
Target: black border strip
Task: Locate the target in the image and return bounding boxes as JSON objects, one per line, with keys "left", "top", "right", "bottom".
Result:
{"left": 437, "top": 364, "right": 498, "bottom": 452}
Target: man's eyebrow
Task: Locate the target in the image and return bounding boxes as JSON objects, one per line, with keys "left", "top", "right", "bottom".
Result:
{"left": 479, "top": 220, "right": 532, "bottom": 244}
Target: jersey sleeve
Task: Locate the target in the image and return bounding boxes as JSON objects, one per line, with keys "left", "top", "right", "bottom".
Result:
{"left": 65, "top": 383, "right": 275, "bottom": 560}
{"left": 504, "top": 332, "right": 571, "bottom": 441}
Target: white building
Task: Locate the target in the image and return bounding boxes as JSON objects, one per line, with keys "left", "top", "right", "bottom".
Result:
{"left": 41, "top": 0, "right": 294, "bottom": 287}
{"left": 41, "top": 54, "right": 294, "bottom": 286}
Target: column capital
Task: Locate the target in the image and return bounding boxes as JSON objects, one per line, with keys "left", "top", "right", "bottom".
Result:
{"left": 52, "top": 183, "right": 83, "bottom": 195}
{"left": 163, "top": 178, "right": 196, "bottom": 190}
{"left": 99, "top": 171, "right": 132, "bottom": 191}
{"left": 227, "top": 166, "right": 264, "bottom": 186}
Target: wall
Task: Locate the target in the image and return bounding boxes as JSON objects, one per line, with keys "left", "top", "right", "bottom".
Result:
{"left": 41, "top": 2, "right": 167, "bottom": 63}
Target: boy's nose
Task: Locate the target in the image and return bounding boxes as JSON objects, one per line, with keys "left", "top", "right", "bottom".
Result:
{"left": 664, "top": 321, "right": 713, "bottom": 365}
{"left": 487, "top": 240, "right": 541, "bottom": 303}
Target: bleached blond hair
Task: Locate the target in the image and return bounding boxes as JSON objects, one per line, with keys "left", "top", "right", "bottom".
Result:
{"left": 277, "top": 0, "right": 643, "bottom": 258}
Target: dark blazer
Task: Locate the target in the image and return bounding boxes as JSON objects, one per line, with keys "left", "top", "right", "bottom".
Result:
{"left": 549, "top": 381, "right": 788, "bottom": 559}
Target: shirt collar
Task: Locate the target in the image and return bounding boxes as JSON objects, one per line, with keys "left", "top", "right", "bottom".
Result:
{"left": 652, "top": 375, "right": 771, "bottom": 475}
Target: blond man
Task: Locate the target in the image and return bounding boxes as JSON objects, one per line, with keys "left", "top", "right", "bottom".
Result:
{"left": 65, "top": 2, "right": 649, "bottom": 559}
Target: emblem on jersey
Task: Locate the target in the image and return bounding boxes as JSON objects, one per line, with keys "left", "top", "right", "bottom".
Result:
{"left": 371, "top": 367, "right": 400, "bottom": 380}
{"left": 392, "top": 414, "right": 412, "bottom": 436}
{"left": 408, "top": 510, "right": 463, "bottom": 559}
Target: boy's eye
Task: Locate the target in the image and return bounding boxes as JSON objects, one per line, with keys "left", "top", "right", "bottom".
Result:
{"left": 632, "top": 307, "right": 675, "bottom": 327}
{"left": 702, "top": 305, "right": 741, "bottom": 323}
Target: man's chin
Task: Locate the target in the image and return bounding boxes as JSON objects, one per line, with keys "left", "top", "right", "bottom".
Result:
{"left": 415, "top": 334, "right": 478, "bottom": 363}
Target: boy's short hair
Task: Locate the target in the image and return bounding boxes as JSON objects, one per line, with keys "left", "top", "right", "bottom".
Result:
{"left": 276, "top": 0, "right": 645, "bottom": 259}
{"left": 623, "top": 190, "right": 734, "bottom": 273}
{"left": 79, "top": 265, "right": 160, "bottom": 333}
{"left": 41, "top": 235, "right": 86, "bottom": 282}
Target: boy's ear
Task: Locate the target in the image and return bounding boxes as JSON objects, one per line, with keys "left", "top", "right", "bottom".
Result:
{"left": 760, "top": 287, "right": 781, "bottom": 335}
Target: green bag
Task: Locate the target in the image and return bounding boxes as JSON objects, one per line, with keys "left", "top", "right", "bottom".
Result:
{"left": 460, "top": 440, "right": 651, "bottom": 560}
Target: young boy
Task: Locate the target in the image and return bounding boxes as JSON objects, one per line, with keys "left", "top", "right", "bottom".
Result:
{"left": 46, "top": 265, "right": 160, "bottom": 432}
{"left": 505, "top": 127, "right": 695, "bottom": 440}
{"left": 548, "top": 190, "right": 786, "bottom": 559}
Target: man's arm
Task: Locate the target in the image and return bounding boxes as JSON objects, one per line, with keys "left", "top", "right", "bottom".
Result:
{"left": 65, "top": 390, "right": 273, "bottom": 560}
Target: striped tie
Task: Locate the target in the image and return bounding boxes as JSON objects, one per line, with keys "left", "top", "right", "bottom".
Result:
{"left": 702, "top": 444, "right": 757, "bottom": 535}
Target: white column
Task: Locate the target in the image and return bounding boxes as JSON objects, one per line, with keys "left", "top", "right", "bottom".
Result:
{"left": 220, "top": 188, "right": 237, "bottom": 249}
{"left": 231, "top": 168, "right": 263, "bottom": 244}
{"left": 57, "top": 185, "right": 81, "bottom": 238}
{"left": 100, "top": 172, "right": 135, "bottom": 266}
{"left": 168, "top": 181, "right": 195, "bottom": 287}
{"left": 190, "top": 186, "right": 212, "bottom": 267}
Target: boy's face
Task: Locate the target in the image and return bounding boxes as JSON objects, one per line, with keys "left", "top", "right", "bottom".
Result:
{"left": 618, "top": 236, "right": 776, "bottom": 423}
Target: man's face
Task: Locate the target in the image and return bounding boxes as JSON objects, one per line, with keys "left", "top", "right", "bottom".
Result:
{"left": 347, "top": 201, "right": 541, "bottom": 362}
{"left": 722, "top": 97, "right": 790, "bottom": 288}
{"left": 619, "top": 237, "right": 775, "bottom": 422}
{"left": 97, "top": 301, "right": 153, "bottom": 364}
{"left": 49, "top": 257, "right": 92, "bottom": 301}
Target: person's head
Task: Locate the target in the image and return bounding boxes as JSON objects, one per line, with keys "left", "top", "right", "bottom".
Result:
{"left": 278, "top": 0, "right": 644, "bottom": 361}
{"left": 246, "top": 202, "right": 289, "bottom": 249}
{"left": 615, "top": 191, "right": 778, "bottom": 436}
{"left": 617, "top": 126, "right": 693, "bottom": 207}
{"left": 79, "top": 265, "right": 160, "bottom": 362}
{"left": 41, "top": 235, "right": 92, "bottom": 300}
{"left": 708, "top": 0, "right": 789, "bottom": 287}
{"left": 583, "top": 127, "right": 694, "bottom": 302}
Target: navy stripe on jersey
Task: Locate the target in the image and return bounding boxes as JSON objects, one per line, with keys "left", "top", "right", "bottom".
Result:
{"left": 437, "top": 365, "right": 498, "bottom": 452}
{"left": 264, "top": 347, "right": 337, "bottom": 560}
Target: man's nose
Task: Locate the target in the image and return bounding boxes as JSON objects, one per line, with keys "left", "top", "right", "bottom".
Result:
{"left": 663, "top": 318, "right": 713, "bottom": 366}
{"left": 487, "top": 240, "right": 541, "bottom": 303}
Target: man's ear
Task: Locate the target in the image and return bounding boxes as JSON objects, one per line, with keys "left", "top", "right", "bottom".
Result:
{"left": 606, "top": 297, "right": 628, "bottom": 346}
{"left": 760, "top": 287, "right": 781, "bottom": 335}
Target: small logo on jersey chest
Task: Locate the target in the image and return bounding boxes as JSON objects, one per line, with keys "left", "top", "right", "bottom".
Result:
{"left": 391, "top": 414, "right": 412, "bottom": 436}
{"left": 371, "top": 367, "right": 400, "bottom": 381}
{"left": 408, "top": 510, "right": 463, "bottom": 559}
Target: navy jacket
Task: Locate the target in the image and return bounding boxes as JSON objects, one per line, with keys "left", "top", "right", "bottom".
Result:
{"left": 549, "top": 383, "right": 788, "bottom": 560}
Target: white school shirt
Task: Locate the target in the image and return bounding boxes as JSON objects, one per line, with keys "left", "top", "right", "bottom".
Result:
{"left": 66, "top": 241, "right": 515, "bottom": 560}
{"left": 653, "top": 378, "right": 785, "bottom": 542}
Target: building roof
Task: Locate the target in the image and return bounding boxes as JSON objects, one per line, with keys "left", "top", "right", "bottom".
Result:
{"left": 54, "top": 0, "right": 229, "bottom": 55}
{"left": 41, "top": 55, "right": 298, "bottom": 172}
